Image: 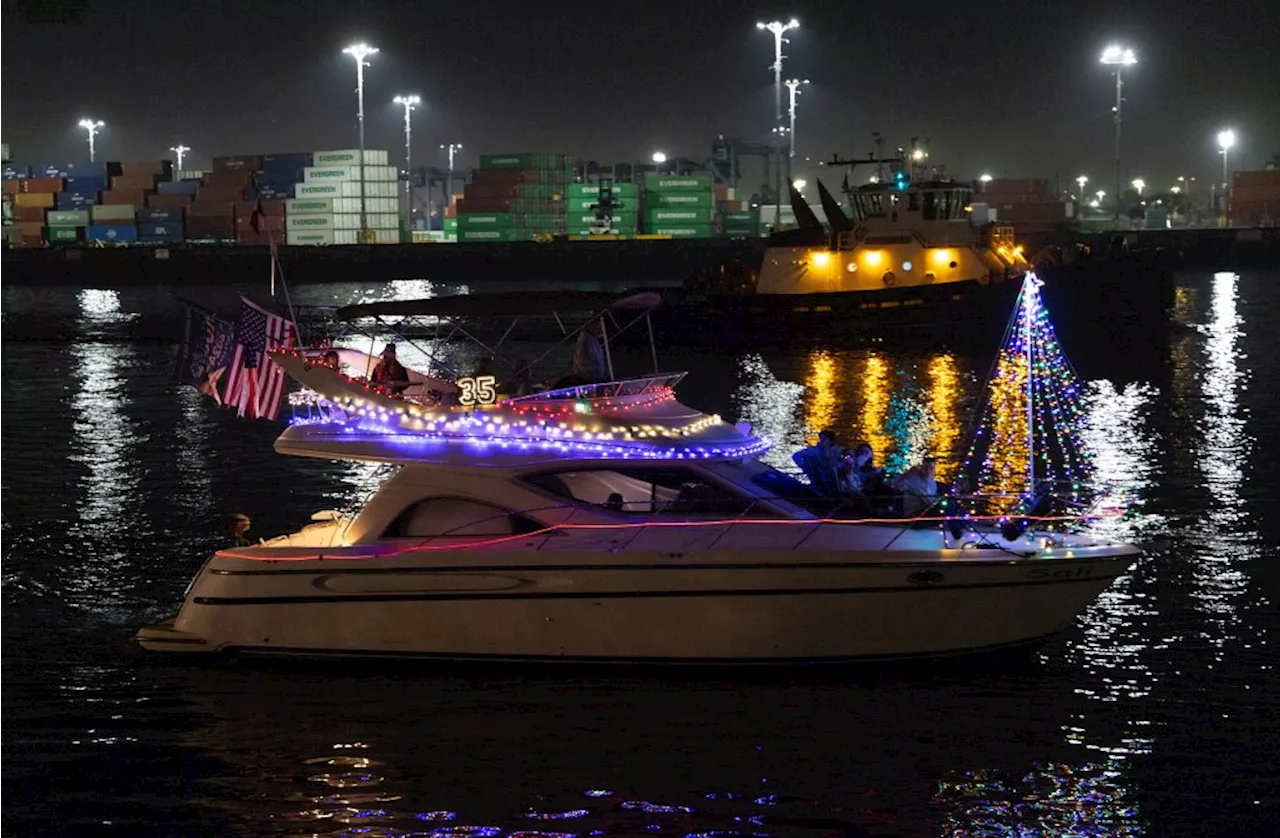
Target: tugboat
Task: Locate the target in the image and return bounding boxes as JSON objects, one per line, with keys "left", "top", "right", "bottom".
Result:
{"left": 649, "top": 151, "right": 1174, "bottom": 353}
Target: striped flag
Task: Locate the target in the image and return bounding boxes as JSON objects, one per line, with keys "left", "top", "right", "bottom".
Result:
{"left": 221, "top": 297, "right": 296, "bottom": 420}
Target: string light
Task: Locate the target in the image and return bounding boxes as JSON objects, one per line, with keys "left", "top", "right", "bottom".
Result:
{"left": 959, "top": 274, "right": 1093, "bottom": 515}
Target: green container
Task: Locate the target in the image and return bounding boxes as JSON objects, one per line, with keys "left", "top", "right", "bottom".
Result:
{"left": 459, "top": 228, "right": 516, "bottom": 242}
{"left": 722, "top": 210, "right": 759, "bottom": 223}
{"left": 646, "top": 207, "right": 715, "bottom": 224}
{"left": 515, "top": 183, "right": 556, "bottom": 199}
{"left": 45, "top": 225, "right": 81, "bottom": 243}
{"left": 723, "top": 227, "right": 761, "bottom": 237}
{"left": 568, "top": 183, "right": 638, "bottom": 198}
{"left": 649, "top": 224, "right": 713, "bottom": 238}
{"left": 571, "top": 213, "right": 637, "bottom": 227}
{"left": 643, "top": 172, "right": 714, "bottom": 191}
{"left": 457, "top": 213, "right": 514, "bottom": 228}
{"left": 566, "top": 197, "right": 637, "bottom": 213}
{"left": 645, "top": 191, "right": 713, "bottom": 208}
{"left": 443, "top": 218, "right": 458, "bottom": 230}
{"left": 479, "top": 153, "right": 577, "bottom": 170}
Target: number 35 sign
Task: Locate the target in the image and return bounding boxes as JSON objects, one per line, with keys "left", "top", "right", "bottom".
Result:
{"left": 457, "top": 375, "right": 497, "bottom": 406}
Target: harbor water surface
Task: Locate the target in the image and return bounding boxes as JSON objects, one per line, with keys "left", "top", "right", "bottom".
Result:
{"left": 2, "top": 271, "right": 1277, "bottom": 836}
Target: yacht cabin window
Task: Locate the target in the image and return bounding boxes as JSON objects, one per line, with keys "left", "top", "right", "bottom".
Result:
{"left": 526, "top": 468, "right": 771, "bottom": 517}
{"left": 383, "top": 497, "right": 541, "bottom": 537}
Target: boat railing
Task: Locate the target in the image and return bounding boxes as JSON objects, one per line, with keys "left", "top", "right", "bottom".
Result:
{"left": 502, "top": 373, "right": 687, "bottom": 404}
{"left": 387, "top": 491, "right": 1119, "bottom": 555}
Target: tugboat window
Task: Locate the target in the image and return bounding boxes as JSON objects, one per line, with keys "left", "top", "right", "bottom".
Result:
{"left": 383, "top": 497, "right": 542, "bottom": 537}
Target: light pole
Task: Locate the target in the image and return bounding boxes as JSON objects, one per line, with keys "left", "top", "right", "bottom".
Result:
{"left": 78, "top": 119, "right": 104, "bottom": 162}
{"left": 343, "top": 42, "right": 378, "bottom": 240}
{"left": 440, "top": 142, "right": 462, "bottom": 206}
{"left": 757, "top": 18, "right": 798, "bottom": 228}
{"left": 393, "top": 95, "right": 420, "bottom": 230}
{"left": 1075, "top": 175, "right": 1088, "bottom": 217}
{"left": 1218, "top": 129, "right": 1236, "bottom": 222}
{"left": 784, "top": 78, "right": 809, "bottom": 158}
{"left": 1100, "top": 44, "right": 1136, "bottom": 222}
{"left": 170, "top": 145, "right": 189, "bottom": 171}
{"left": 652, "top": 151, "right": 667, "bottom": 174}
{"left": 1131, "top": 178, "right": 1145, "bottom": 196}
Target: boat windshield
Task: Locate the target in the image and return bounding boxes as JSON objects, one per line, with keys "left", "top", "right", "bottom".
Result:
{"left": 733, "top": 462, "right": 841, "bottom": 517}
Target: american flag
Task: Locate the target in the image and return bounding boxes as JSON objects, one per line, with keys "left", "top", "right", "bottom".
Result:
{"left": 221, "top": 297, "right": 296, "bottom": 420}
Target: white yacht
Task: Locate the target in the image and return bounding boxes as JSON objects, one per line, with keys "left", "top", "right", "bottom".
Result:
{"left": 139, "top": 293, "right": 1142, "bottom": 664}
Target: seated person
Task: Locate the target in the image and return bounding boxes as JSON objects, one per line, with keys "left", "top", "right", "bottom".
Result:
{"left": 370, "top": 343, "right": 411, "bottom": 392}
{"left": 792, "top": 430, "right": 842, "bottom": 497}
{"left": 603, "top": 492, "right": 625, "bottom": 512}
{"left": 321, "top": 350, "right": 341, "bottom": 370}
{"left": 891, "top": 456, "right": 940, "bottom": 517}
{"left": 850, "top": 442, "right": 887, "bottom": 493}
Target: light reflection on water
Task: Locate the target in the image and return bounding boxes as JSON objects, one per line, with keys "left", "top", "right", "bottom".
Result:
{"left": 2, "top": 272, "right": 1277, "bottom": 836}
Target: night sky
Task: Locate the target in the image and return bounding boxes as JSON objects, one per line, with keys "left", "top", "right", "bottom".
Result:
{"left": 3, "top": 0, "right": 1277, "bottom": 192}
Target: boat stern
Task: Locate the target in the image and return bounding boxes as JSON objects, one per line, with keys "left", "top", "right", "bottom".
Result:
{"left": 136, "top": 616, "right": 214, "bottom": 654}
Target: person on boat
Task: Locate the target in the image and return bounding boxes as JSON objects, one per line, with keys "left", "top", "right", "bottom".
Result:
{"left": 321, "top": 350, "right": 341, "bottom": 370}
{"left": 370, "top": 343, "right": 410, "bottom": 392}
{"left": 227, "top": 513, "right": 253, "bottom": 547}
{"left": 604, "top": 492, "right": 625, "bottom": 512}
{"left": 892, "top": 456, "right": 939, "bottom": 517}
{"left": 571, "top": 318, "right": 608, "bottom": 383}
{"left": 793, "top": 430, "right": 842, "bottom": 497}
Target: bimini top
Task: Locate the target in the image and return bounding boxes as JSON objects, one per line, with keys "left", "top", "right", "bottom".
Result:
{"left": 271, "top": 351, "right": 769, "bottom": 469}
{"left": 335, "top": 290, "right": 662, "bottom": 321}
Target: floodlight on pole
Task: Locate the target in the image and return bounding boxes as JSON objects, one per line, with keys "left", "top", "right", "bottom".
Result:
{"left": 440, "top": 143, "right": 462, "bottom": 204}
{"left": 979, "top": 173, "right": 993, "bottom": 183}
{"left": 169, "top": 145, "right": 190, "bottom": 171}
{"left": 651, "top": 151, "right": 667, "bottom": 163}
{"left": 1131, "top": 177, "right": 1145, "bottom": 195}
{"left": 343, "top": 42, "right": 379, "bottom": 238}
{"left": 784, "top": 78, "right": 809, "bottom": 158}
{"left": 393, "top": 95, "right": 420, "bottom": 229}
{"left": 78, "top": 119, "right": 104, "bottom": 162}
{"left": 1100, "top": 43, "right": 1136, "bottom": 221}
{"left": 757, "top": 18, "right": 798, "bottom": 229}
{"left": 1217, "top": 129, "right": 1236, "bottom": 188}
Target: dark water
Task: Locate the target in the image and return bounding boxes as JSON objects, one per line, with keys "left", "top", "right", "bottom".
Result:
{"left": 3, "top": 273, "right": 1278, "bottom": 837}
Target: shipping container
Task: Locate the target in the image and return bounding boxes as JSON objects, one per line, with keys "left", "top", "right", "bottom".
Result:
{"left": 286, "top": 197, "right": 333, "bottom": 214}
{"left": 255, "top": 185, "right": 295, "bottom": 200}
{"left": 567, "top": 183, "right": 638, "bottom": 198}
{"left": 1229, "top": 185, "right": 1280, "bottom": 203}
{"left": 91, "top": 204, "right": 137, "bottom": 221}
{"left": 84, "top": 225, "right": 138, "bottom": 243}
{"left": 570, "top": 213, "right": 637, "bottom": 227}
{"left": 14, "top": 206, "right": 44, "bottom": 222}
{"left": 147, "top": 194, "right": 193, "bottom": 211}
{"left": 21, "top": 177, "right": 65, "bottom": 193}
{"left": 56, "top": 193, "right": 98, "bottom": 209}
{"left": 457, "top": 213, "right": 514, "bottom": 228}
{"left": 1233, "top": 170, "right": 1280, "bottom": 188}
{"left": 2, "top": 180, "right": 19, "bottom": 195}
{"left": 643, "top": 172, "right": 714, "bottom": 191}
{"left": 3, "top": 163, "right": 30, "bottom": 179}
{"left": 458, "top": 229, "right": 516, "bottom": 242}
{"left": 286, "top": 229, "right": 335, "bottom": 246}
{"left": 44, "top": 225, "right": 81, "bottom": 243}
{"left": 213, "top": 155, "right": 264, "bottom": 172}
{"left": 645, "top": 192, "right": 713, "bottom": 207}
{"left": 185, "top": 220, "right": 235, "bottom": 239}
{"left": 205, "top": 169, "right": 254, "bottom": 187}
{"left": 47, "top": 209, "right": 91, "bottom": 225}
{"left": 262, "top": 152, "right": 315, "bottom": 169}
{"left": 648, "top": 224, "right": 713, "bottom": 238}
{"left": 176, "top": 170, "right": 207, "bottom": 181}
{"left": 137, "top": 209, "right": 182, "bottom": 223}
{"left": 119, "top": 161, "right": 172, "bottom": 177}
{"left": 186, "top": 202, "right": 234, "bottom": 218}
{"left": 722, "top": 210, "right": 760, "bottom": 223}
{"left": 156, "top": 180, "right": 200, "bottom": 195}
{"left": 63, "top": 176, "right": 109, "bottom": 194}
{"left": 294, "top": 180, "right": 396, "bottom": 198}
{"left": 287, "top": 214, "right": 334, "bottom": 231}
{"left": 101, "top": 189, "right": 150, "bottom": 206}
{"left": 646, "top": 207, "right": 715, "bottom": 223}
{"left": 235, "top": 215, "right": 285, "bottom": 233}
{"left": 198, "top": 186, "right": 247, "bottom": 203}
{"left": 32, "top": 162, "right": 115, "bottom": 179}
{"left": 331, "top": 213, "right": 399, "bottom": 230}
{"left": 479, "top": 153, "right": 571, "bottom": 169}
{"left": 14, "top": 192, "right": 55, "bottom": 208}
{"left": 138, "top": 222, "right": 184, "bottom": 238}
{"left": 980, "top": 179, "right": 1050, "bottom": 197}
{"left": 234, "top": 199, "right": 285, "bottom": 217}
{"left": 312, "top": 149, "right": 389, "bottom": 166}
{"left": 111, "top": 174, "right": 157, "bottom": 191}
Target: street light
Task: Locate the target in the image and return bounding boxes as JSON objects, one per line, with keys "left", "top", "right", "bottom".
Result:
{"left": 651, "top": 151, "right": 667, "bottom": 164}
{"left": 1217, "top": 129, "right": 1236, "bottom": 189}
{"left": 979, "top": 173, "right": 993, "bottom": 183}
{"left": 1075, "top": 174, "right": 1088, "bottom": 195}
{"left": 792, "top": 179, "right": 806, "bottom": 191}
{"left": 169, "top": 144, "right": 190, "bottom": 171}
{"left": 78, "top": 119, "right": 104, "bottom": 162}
{"left": 440, "top": 142, "right": 462, "bottom": 205}
{"left": 1100, "top": 43, "right": 1136, "bottom": 221}
{"left": 784, "top": 79, "right": 809, "bottom": 158}
{"left": 1131, "top": 178, "right": 1145, "bottom": 195}
{"left": 393, "top": 95, "right": 420, "bottom": 229}
{"left": 343, "top": 42, "right": 379, "bottom": 238}
{"left": 757, "top": 18, "right": 798, "bottom": 228}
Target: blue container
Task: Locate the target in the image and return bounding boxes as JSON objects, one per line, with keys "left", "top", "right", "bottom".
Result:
{"left": 3, "top": 163, "right": 30, "bottom": 179}
{"left": 84, "top": 225, "right": 138, "bottom": 243}
{"left": 255, "top": 168, "right": 302, "bottom": 185}
{"left": 33, "top": 162, "right": 111, "bottom": 179}
{"left": 256, "top": 185, "right": 294, "bottom": 200}
{"left": 56, "top": 193, "right": 99, "bottom": 209}
{"left": 262, "top": 152, "right": 313, "bottom": 170}
{"left": 140, "top": 233, "right": 184, "bottom": 244}
{"left": 137, "top": 210, "right": 182, "bottom": 223}
{"left": 64, "top": 176, "right": 110, "bottom": 194}
{"left": 156, "top": 180, "right": 200, "bottom": 195}
{"left": 138, "top": 222, "right": 183, "bottom": 238}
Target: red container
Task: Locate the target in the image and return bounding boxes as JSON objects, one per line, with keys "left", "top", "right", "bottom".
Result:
{"left": 21, "top": 177, "right": 65, "bottom": 193}
{"left": 198, "top": 186, "right": 245, "bottom": 203}
{"left": 15, "top": 221, "right": 44, "bottom": 236}
{"left": 1229, "top": 185, "right": 1280, "bottom": 203}
{"left": 471, "top": 169, "right": 525, "bottom": 185}
{"left": 982, "top": 179, "right": 1048, "bottom": 197}
{"left": 111, "top": 174, "right": 157, "bottom": 191}
{"left": 147, "top": 194, "right": 193, "bottom": 210}
{"left": 978, "top": 192, "right": 1034, "bottom": 204}
{"left": 101, "top": 189, "right": 150, "bottom": 205}
{"left": 1233, "top": 170, "right": 1280, "bottom": 188}
{"left": 234, "top": 199, "right": 285, "bottom": 217}
{"left": 2, "top": 180, "right": 20, "bottom": 195}
{"left": 235, "top": 231, "right": 281, "bottom": 246}
{"left": 205, "top": 170, "right": 253, "bottom": 187}
{"left": 235, "top": 214, "right": 284, "bottom": 233}
{"left": 187, "top": 201, "right": 234, "bottom": 218}
{"left": 15, "top": 206, "right": 45, "bottom": 222}
{"left": 186, "top": 219, "right": 235, "bottom": 238}
{"left": 214, "top": 155, "right": 263, "bottom": 172}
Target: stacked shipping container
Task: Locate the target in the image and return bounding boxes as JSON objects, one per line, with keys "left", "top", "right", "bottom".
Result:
{"left": 285, "top": 149, "right": 399, "bottom": 245}
{"left": 456, "top": 154, "right": 577, "bottom": 242}
{"left": 974, "top": 178, "right": 1071, "bottom": 228}
{"left": 564, "top": 182, "right": 638, "bottom": 235}
{"left": 643, "top": 172, "right": 715, "bottom": 238}
{"left": 1227, "top": 170, "right": 1280, "bottom": 226}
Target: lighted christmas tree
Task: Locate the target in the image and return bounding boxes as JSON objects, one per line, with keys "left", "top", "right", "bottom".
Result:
{"left": 959, "top": 274, "right": 1092, "bottom": 511}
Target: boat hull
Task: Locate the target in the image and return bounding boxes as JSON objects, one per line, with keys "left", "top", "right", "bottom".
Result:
{"left": 138, "top": 548, "right": 1137, "bottom": 664}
